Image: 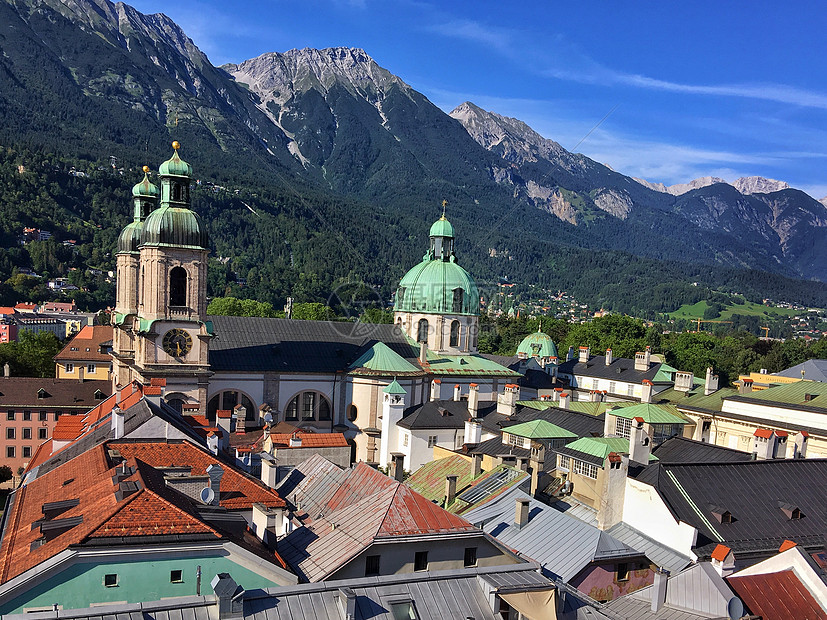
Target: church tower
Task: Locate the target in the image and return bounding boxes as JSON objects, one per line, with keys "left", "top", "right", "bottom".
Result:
{"left": 112, "top": 143, "right": 212, "bottom": 413}
{"left": 393, "top": 206, "right": 480, "bottom": 354}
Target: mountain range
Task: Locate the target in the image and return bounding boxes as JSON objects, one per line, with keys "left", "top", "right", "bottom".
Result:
{"left": 0, "top": 0, "right": 824, "bottom": 305}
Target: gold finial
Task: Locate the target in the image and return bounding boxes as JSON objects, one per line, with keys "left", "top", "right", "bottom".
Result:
{"left": 440, "top": 199, "right": 447, "bottom": 220}
{"left": 142, "top": 165, "right": 150, "bottom": 173}
{"left": 172, "top": 141, "right": 180, "bottom": 151}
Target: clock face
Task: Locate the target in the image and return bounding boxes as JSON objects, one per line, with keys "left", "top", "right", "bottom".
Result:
{"left": 162, "top": 328, "right": 193, "bottom": 358}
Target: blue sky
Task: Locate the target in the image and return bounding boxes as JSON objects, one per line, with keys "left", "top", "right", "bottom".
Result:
{"left": 130, "top": 0, "right": 827, "bottom": 199}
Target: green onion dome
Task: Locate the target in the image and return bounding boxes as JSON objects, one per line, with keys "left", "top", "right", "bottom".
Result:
{"left": 158, "top": 141, "right": 192, "bottom": 177}
{"left": 394, "top": 259, "right": 479, "bottom": 315}
{"left": 517, "top": 327, "right": 558, "bottom": 359}
{"left": 140, "top": 205, "right": 208, "bottom": 250}
{"left": 117, "top": 221, "right": 144, "bottom": 255}
{"left": 429, "top": 215, "right": 455, "bottom": 238}
{"left": 132, "top": 166, "right": 159, "bottom": 197}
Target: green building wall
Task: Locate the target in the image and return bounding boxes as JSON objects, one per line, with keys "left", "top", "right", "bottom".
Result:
{"left": 1, "top": 553, "right": 279, "bottom": 614}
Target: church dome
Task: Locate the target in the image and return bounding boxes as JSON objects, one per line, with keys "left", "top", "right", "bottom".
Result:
{"left": 158, "top": 142, "right": 192, "bottom": 177}
{"left": 132, "top": 168, "right": 159, "bottom": 197}
{"left": 517, "top": 329, "right": 558, "bottom": 359}
{"left": 117, "top": 221, "right": 144, "bottom": 254}
{"left": 140, "top": 205, "right": 209, "bottom": 250}
{"left": 429, "top": 215, "right": 455, "bottom": 238}
{"left": 394, "top": 259, "right": 479, "bottom": 315}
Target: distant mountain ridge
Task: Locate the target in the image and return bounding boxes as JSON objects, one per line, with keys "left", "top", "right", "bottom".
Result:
{"left": 0, "top": 0, "right": 825, "bottom": 286}
{"left": 634, "top": 174, "right": 792, "bottom": 197}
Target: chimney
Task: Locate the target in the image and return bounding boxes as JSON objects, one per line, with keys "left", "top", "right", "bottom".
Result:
{"left": 739, "top": 379, "right": 753, "bottom": 394}
{"left": 603, "top": 409, "right": 615, "bottom": 437}
{"left": 430, "top": 379, "right": 441, "bottom": 401}
{"left": 559, "top": 391, "right": 571, "bottom": 410}
{"left": 234, "top": 405, "right": 247, "bottom": 433}
{"left": 566, "top": 346, "right": 575, "bottom": 362}
{"left": 211, "top": 573, "right": 244, "bottom": 620}
{"left": 468, "top": 383, "right": 480, "bottom": 417}
{"left": 605, "top": 349, "right": 613, "bottom": 365}
{"left": 111, "top": 406, "right": 124, "bottom": 440}
{"left": 635, "top": 347, "right": 652, "bottom": 371}
{"left": 514, "top": 498, "right": 530, "bottom": 529}
{"left": 578, "top": 346, "right": 590, "bottom": 364}
{"left": 597, "top": 453, "right": 628, "bottom": 530}
{"left": 336, "top": 587, "right": 357, "bottom": 620}
{"left": 704, "top": 367, "right": 719, "bottom": 396}
{"left": 794, "top": 431, "right": 809, "bottom": 459}
{"left": 289, "top": 432, "right": 302, "bottom": 448}
{"left": 497, "top": 384, "right": 519, "bottom": 416}
{"left": 77, "top": 365, "right": 84, "bottom": 383}
{"left": 260, "top": 453, "right": 277, "bottom": 488}
{"left": 464, "top": 418, "right": 482, "bottom": 445}
{"left": 3, "top": 362, "right": 8, "bottom": 378}
{"left": 453, "top": 384, "right": 462, "bottom": 401}
{"left": 590, "top": 390, "right": 602, "bottom": 402}
{"left": 419, "top": 341, "right": 427, "bottom": 364}
{"left": 651, "top": 568, "right": 669, "bottom": 612}
{"left": 628, "top": 417, "right": 651, "bottom": 465}
{"left": 251, "top": 501, "right": 285, "bottom": 544}
{"left": 471, "top": 452, "right": 482, "bottom": 478}
{"left": 674, "top": 371, "right": 694, "bottom": 392}
{"left": 207, "top": 431, "right": 219, "bottom": 455}
{"left": 529, "top": 447, "right": 545, "bottom": 497}
{"left": 640, "top": 380, "right": 653, "bottom": 403}
{"left": 445, "top": 475, "right": 458, "bottom": 507}
{"left": 711, "top": 544, "right": 735, "bottom": 577}
{"left": 390, "top": 453, "right": 405, "bottom": 482}
{"left": 217, "top": 410, "right": 232, "bottom": 438}
{"left": 206, "top": 463, "right": 223, "bottom": 506}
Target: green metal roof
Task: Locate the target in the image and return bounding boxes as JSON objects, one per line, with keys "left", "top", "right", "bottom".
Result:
{"left": 515, "top": 400, "right": 638, "bottom": 416}
{"left": 653, "top": 362, "right": 680, "bottom": 383}
{"left": 735, "top": 380, "right": 827, "bottom": 409}
{"left": 140, "top": 204, "right": 209, "bottom": 250}
{"left": 609, "top": 402, "right": 687, "bottom": 424}
{"left": 348, "top": 342, "right": 421, "bottom": 376}
{"left": 394, "top": 258, "right": 480, "bottom": 315}
{"left": 158, "top": 147, "right": 192, "bottom": 177}
{"left": 429, "top": 216, "right": 455, "bottom": 238}
{"left": 516, "top": 328, "right": 558, "bottom": 359}
{"left": 117, "top": 220, "right": 144, "bottom": 254}
{"left": 383, "top": 378, "right": 408, "bottom": 395}
{"left": 656, "top": 386, "right": 737, "bottom": 413}
{"left": 422, "top": 349, "right": 522, "bottom": 377}
{"left": 565, "top": 437, "right": 658, "bottom": 462}
{"left": 132, "top": 172, "right": 159, "bottom": 197}
{"left": 506, "top": 420, "right": 577, "bottom": 440}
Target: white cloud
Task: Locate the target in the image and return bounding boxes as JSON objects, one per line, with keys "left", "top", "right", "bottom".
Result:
{"left": 425, "top": 19, "right": 514, "bottom": 54}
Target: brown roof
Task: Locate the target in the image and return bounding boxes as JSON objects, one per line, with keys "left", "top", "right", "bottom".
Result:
{"left": 54, "top": 325, "right": 113, "bottom": 362}
{"left": 0, "top": 377, "right": 109, "bottom": 409}
{"left": 727, "top": 570, "right": 827, "bottom": 619}
{"left": 269, "top": 432, "right": 349, "bottom": 449}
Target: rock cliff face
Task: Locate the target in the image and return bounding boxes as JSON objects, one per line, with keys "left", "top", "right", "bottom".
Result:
{"left": 732, "top": 176, "right": 790, "bottom": 194}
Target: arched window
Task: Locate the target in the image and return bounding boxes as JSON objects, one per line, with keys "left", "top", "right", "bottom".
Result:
{"left": 347, "top": 439, "right": 357, "bottom": 465}
{"left": 172, "top": 182, "right": 182, "bottom": 202}
{"left": 417, "top": 318, "right": 429, "bottom": 343}
{"left": 450, "top": 320, "right": 460, "bottom": 347}
{"left": 348, "top": 404, "right": 358, "bottom": 421}
{"left": 397, "top": 287, "right": 406, "bottom": 306}
{"left": 169, "top": 266, "right": 187, "bottom": 307}
{"left": 207, "top": 390, "right": 256, "bottom": 422}
{"left": 284, "top": 391, "right": 332, "bottom": 423}
{"left": 452, "top": 288, "right": 464, "bottom": 314}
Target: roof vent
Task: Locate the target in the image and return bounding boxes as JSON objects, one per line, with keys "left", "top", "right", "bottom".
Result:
{"left": 41, "top": 498, "right": 80, "bottom": 518}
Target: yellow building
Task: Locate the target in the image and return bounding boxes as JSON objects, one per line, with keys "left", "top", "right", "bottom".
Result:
{"left": 54, "top": 325, "right": 113, "bottom": 381}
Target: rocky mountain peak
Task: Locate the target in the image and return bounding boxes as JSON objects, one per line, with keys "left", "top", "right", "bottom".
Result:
{"left": 732, "top": 176, "right": 790, "bottom": 194}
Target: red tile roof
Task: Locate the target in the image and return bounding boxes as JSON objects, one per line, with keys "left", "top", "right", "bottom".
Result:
{"left": 754, "top": 428, "right": 774, "bottom": 438}
{"left": 269, "top": 432, "right": 349, "bottom": 449}
{"left": 217, "top": 409, "right": 232, "bottom": 418}
{"left": 711, "top": 543, "right": 731, "bottom": 562}
{"left": 728, "top": 570, "right": 827, "bottom": 620}
{"left": 150, "top": 378, "right": 167, "bottom": 387}
{"left": 54, "top": 326, "right": 113, "bottom": 361}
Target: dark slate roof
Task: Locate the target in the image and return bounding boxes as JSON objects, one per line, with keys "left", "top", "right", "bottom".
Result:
{"left": 0, "top": 377, "right": 109, "bottom": 409}
{"left": 557, "top": 354, "right": 662, "bottom": 383}
{"left": 398, "top": 399, "right": 509, "bottom": 433}
{"left": 481, "top": 355, "right": 560, "bottom": 390}
{"left": 634, "top": 459, "right": 827, "bottom": 560}
{"left": 207, "top": 315, "right": 419, "bottom": 373}
{"left": 652, "top": 436, "right": 755, "bottom": 464}
{"left": 470, "top": 437, "right": 530, "bottom": 460}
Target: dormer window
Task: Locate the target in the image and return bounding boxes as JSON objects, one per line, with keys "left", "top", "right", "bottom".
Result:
{"left": 709, "top": 505, "right": 734, "bottom": 524}
{"left": 778, "top": 502, "right": 803, "bottom": 520}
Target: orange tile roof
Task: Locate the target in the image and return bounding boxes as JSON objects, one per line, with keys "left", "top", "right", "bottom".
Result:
{"left": 113, "top": 442, "right": 285, "bottom": 510}
{"left": 269, "top": 432, "right": 349, "bottom": 448}
{"left": 144, "top": 386, "right": 162, "bottom": 396}
{"left": 150, "top": 378, "right": 167, "bottom": 387}
{"left": 754, "top": 428, "right": 774, "bottom": 438}
{"left": 217, "top": 409, "right": 233, "bottom": 418}
{"left": 711, "top": 543, "right": 731, "bottom": 562}
{"left": 54, "top": 326, "right": 113, "bottom": 361}
{"left": 779, "top": 539, "right": 797, "bottom": 552}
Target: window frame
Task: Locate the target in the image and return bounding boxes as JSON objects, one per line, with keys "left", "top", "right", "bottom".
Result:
{"left": 170, "top": 569, "right": 183, "bottom": 584}
{"left": 464, "top": 546, "right": 478, "bottom": 567}
{"left": 103, "top": 573, "right": 119, "bottom": 588}
{"left": 413, "top": 550, "right": 428, "bottom": 572}
{"left": 365, "top": 554, "right": 381, "bottom": 576}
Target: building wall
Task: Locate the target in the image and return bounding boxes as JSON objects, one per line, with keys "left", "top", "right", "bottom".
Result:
{"left": 722, "top": 399, "right": 827, "bottom": 434}
{"left": 328, "top": 535, "right": 518, "bottom": 581}
{"left": 569, "top": 560, "right": 654, "bottom": 603}
{"left": 622, "top": 477, "right": 698, "bottom": 559}
{"left": 0, "top": 410, "right": 88, "bottom": 473}
{"left": 0, "top": 551, "right": 285, "bottom": 614}
{"left": 56, "top": 362, "right": 111, "bottom": 381}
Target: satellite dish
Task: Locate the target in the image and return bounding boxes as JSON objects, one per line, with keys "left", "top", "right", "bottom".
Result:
{"left": 727, "top": 597, "right": 745, "bottom": 620}
{"left": 200, "top": 487, "right": 215, "bottom": 505}
{"left": 264, "top": 413, "right": 273, "bottom": 424}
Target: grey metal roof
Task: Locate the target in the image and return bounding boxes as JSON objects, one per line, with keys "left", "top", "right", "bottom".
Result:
{"left": 652, "top": 436, "right": 754, "bottom": 464}
{"left": 605, "top": 562, "right": 736, "bottom": 619}
{"left": 470, "top": 436, "right": 531, "bottom": 460}
{"left": 7, "top": 564, "right": 553, "bottom": 620}
{"left": 398, "top": 399, "right": 509, "bottom": 433}
{"left": 208, "top": 315, "right": 419, "bottom": 373}
{"left": 604, "top": 523, "right": 693, "bottom": 574}
{"left": 464, "top": 487, "right": 643, "bottom": 582}
{"left": 775, "top": 359, "right": 827, "bottom": 382}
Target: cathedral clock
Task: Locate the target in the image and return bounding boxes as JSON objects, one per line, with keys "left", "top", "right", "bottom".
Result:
{"left": 162, "top": 328, "right": 193, "bottom": 358}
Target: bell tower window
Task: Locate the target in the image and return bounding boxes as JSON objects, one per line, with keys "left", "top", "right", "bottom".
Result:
{"left": 452, "top": 288, "right": 464, "bottom": 313}
{"left": 417, "top": 319, "right": 429, "bottom": 343}
{"left": 450, "top": 320, "right": 460, "bottom": 347}
{"left": 169, "top": 266, "right": 187, "bottom": 307}
{"left": 172, "top": 182, "right": 182, "bottom": 202}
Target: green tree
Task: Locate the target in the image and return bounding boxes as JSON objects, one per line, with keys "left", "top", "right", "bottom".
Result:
{"left": 292, "top": 302, "right": 334, "bottom": 321}
{"left": 0, "top": 465, "right": 12, "bottom": 484}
